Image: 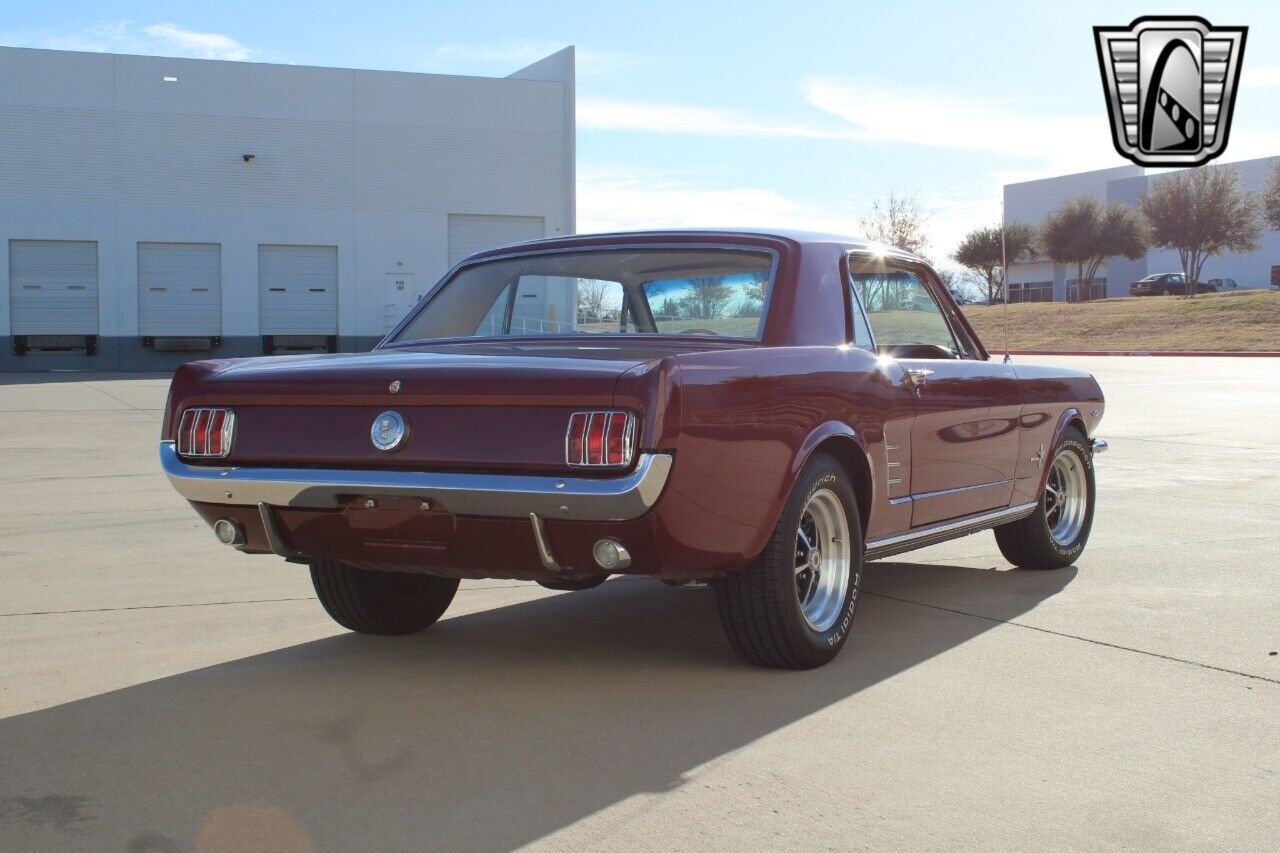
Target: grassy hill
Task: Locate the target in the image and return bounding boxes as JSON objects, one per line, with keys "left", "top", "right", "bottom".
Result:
{"left": 961, "top": 290, "right": 1279, "bottom": 352}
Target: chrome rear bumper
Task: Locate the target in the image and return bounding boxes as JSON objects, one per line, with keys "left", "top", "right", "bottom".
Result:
{"left": 159, "top": 441, "right": 672, "bottom": 522}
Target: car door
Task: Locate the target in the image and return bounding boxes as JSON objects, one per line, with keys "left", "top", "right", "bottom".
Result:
{"left": 848, "top": 253, "right": 1022, "bottom": 527}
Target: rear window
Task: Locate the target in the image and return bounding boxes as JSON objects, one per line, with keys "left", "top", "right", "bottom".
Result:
{"left": 390, "top": 247, "right": 774, "bottom": 342}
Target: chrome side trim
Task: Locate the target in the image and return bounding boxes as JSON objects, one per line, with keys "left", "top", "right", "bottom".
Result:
{"left": 908, "top": 478, "right": 1014, "bottom": 503}
{"left": 865, "top": 502, "right": 1037, "bottom": 561}
{"left": 160, "top": 441, "right": 673, "bottom": 522}
{"left": 529, "top": 513, "right": 565, "bottom": 573}
{"left": 1091, "top": 438, "right": 1109, "bottom": 454}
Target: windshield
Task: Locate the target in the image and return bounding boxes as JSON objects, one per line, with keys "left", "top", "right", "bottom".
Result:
{"left": 389, "top": 247, "right": 774, "bottom": 342}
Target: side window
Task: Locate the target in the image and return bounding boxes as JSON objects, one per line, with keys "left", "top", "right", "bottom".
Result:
{"left": 848, "top": 256, "right": 961, "bottom": 359}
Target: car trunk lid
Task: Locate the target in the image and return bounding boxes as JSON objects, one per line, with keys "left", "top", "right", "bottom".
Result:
{"left": 171, "top": 343, "right": 677, "bottom": 473}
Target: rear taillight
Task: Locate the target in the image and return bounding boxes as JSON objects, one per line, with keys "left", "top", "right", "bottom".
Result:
{"left": 177, "top": 407, "right": 235, "bottom": 458}
{"left": 566, "top": 411, "right": 634, "bottom": 467}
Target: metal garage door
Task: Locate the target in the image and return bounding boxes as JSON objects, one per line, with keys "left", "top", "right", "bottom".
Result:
{"left": 259, "top": 245, "right": 338, "bottom": 334}
{"left": 8, "top": 240, "right": 99, "bottom": 334}
{"left": 447, "top": 215, "right": 545, "bottom": 267}
{"left": 138, "top": 243, "right": 221, "bottom": 336}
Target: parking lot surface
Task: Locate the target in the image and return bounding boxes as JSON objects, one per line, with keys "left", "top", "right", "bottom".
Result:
{"left": 1, "top": 357, "right": 1277, "bottom": 850}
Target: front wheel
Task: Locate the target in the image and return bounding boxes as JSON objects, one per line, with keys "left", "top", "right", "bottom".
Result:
{"left": 994, "top": 427, "right": 1095, "bottom": 570}
{"left": 310, "top": 560, "right": 459, "bottom": 635}
{"left": 713, "top": 453, "right": 863, "bottom": 669}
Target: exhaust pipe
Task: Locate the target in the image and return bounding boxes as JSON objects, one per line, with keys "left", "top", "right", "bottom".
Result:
{"left": 213, "top": 518, "right": 246, "bottom": 547}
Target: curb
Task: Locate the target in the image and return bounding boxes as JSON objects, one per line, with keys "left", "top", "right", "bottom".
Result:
{"left": 1006, "top": 350, "right": 1280, "bottom": 357}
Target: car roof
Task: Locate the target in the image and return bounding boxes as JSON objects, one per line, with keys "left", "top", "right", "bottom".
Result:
{"left": 465, "top": 228, "right": 927, "bottom": 265}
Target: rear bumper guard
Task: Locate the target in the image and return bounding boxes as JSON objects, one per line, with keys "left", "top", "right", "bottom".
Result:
{"left": 159, "top": 441, "right": 672, "bottom": 522}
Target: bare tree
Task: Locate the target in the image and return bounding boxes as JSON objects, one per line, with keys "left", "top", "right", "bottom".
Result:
{"left": 952, "top": 223, "right": 1038, "bottom": 302}
{"left": 859, "top": 193, "right": 931, "bottom": 258}
{"left": 1140, "top": 165, "right": 1263, "bottom": 298}
{"left": 935, "top": 268, "right": 984, "bottom": 303}
{"left": 575, "top": 278, "right": 610, "bottom": 323}
{"left": 1041, "top": 197, "right": 1148, "bottom": 302}
{"left": 1262, "top": 159, "right": 1280, "bottom": 231}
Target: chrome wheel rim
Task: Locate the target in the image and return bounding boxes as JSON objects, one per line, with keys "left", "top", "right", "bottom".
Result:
{"left": 1045, "top": 449, "right": 1088, "bottom": 546}
{"left": 794, "top": 488, "right": 851, "bottom": 631}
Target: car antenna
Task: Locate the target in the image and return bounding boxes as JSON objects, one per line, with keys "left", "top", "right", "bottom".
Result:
{"left": 1000, "top": 201, "right": 1011, "bottom": 364}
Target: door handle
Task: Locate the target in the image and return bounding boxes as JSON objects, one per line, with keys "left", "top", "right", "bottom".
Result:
{"left": 905, "top": 368, "right": 934, "bottom": 387}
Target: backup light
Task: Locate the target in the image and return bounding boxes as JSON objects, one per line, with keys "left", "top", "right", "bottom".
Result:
{"left": 566, "top": 411, "right": 634, "bottom": 467}
{"left": 177, "top": 407, "right": 236, "bottom": 458}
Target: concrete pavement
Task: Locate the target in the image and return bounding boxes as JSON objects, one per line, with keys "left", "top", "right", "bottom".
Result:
{"left": 1, "top": 357, "right": 1277, "bottom": 850}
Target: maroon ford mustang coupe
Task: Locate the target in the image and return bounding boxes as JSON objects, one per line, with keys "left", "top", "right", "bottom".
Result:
{"left": 161, "top": 230, "right": 1106, "bottom": 669}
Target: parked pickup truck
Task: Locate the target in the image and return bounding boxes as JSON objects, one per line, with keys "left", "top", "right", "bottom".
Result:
{"left": 160, "top": 229, "right": 1107, "bottom": 669}
{"left": 1129, "top": 273, "right": 1216, "bottom": 295}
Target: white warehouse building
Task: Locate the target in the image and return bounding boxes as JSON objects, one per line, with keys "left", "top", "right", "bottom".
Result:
{"left": 1003, "top": 157, "right": 1280, "bottom": 302}
{"left": 0, "top": 45, "right": 575, "bottom": 370}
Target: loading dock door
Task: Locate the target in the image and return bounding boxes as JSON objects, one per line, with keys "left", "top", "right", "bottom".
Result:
{"left": 9, "top": 240, "right": 99, "bottom": 334}
{"left": 137, "top": 243, "right": 221, "bottom": 336}
{"left": 447, "top": 215, "right": 545, "bottom": 267}
{"left": 259, "top": 245, "right": 338, "bottom": 334}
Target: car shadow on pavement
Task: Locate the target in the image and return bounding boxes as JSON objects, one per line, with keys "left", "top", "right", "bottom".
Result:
{"left": 0, "top": 560, "right": 1075, "bottom": 851}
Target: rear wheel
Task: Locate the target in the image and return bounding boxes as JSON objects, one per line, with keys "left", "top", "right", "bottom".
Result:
{"left": 994, "top": 427, "right": 1095, "bottom": 570}
{"left": 713, "top": 453, "right": 862, "bottom": 669}
{"left": 310, "top": 560, "right": 459, "bottom": 635}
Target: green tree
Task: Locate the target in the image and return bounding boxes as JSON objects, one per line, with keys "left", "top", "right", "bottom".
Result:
{"left": 655, "top": 296, "right": 681, "bottom": 320}
{"left": 681, "top": 277, "right": 734, "bottom": 320}
{"left": 1140, "top": 165, "right": 1263, "bottom": 298}
{"left": 1262, "top": 159, "right": 1280, "bottom": 231}
{"left": 952, "top": 223, "right": 1038, "bottom": 302}
{"left": 1041, "top": 197, "right": 1148, "bottom": 302}
{"left": 735, "top": 272, "right": 768, "bottom": 317}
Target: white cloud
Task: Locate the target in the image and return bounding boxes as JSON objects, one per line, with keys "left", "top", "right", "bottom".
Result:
{"left": 579, "top": 98, "right": 854, "bottom": 139}
{"left": 578, "top": 80, "right": 1128, "bottom": 185}
{"left": 578, "top": 166, "right": 861, "bottom": 237}
{"left": 432, "top": 40, "right": 567, "bottom": 66}
{"left": 142, "top": 23, "right": 254, "bottom": 61}
{"left": 577, "top": 166, "right": 1003, "bottom": 264}
{"left": 580, "top": 80, "right": 1120, "bottom": 177}
{"left": 1, "top": 20, "right": 270, "bottom": 62}
{"left": 426, "top": 41, "right": 647, "bottom": 76}
{"left": 802, "top": 78, "right": 1120, "bottom": 175}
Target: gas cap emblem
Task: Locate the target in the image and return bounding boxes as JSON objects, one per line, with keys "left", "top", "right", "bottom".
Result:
{"left": 371, "top": 411, "right": 408, "bottom": 452}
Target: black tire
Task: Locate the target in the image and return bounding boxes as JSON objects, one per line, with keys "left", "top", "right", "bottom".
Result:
{"left": 713, "top": 453, "right": 863, "bottom": 669}
{"left": 310, "top": 560, "right": 459, "bottom": 635}
{"left": 994, "top": 427, "right": 1095, "bottom": 570}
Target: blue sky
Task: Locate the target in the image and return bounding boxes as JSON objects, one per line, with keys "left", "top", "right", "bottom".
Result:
{"left": 4, "top": 1, "right": 1280, "bottom": 263}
